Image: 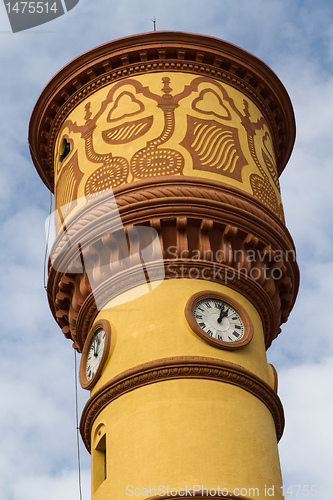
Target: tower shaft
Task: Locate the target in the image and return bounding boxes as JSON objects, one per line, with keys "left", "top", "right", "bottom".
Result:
{"left": 29, "top": 32, "right": 299, "bottom": 500}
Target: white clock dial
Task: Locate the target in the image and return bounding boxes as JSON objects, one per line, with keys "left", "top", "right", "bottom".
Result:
{"left": 86, "top": 328, "right": 106, "bottom": 381}
{"left": 79, "top": 320, "right": 111, "bottom": 390}
{"left": 193, "top": 299, "right": 244, "bottom": 342}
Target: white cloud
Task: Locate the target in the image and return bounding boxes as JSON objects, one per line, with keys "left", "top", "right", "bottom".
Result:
{"left": 278, "top": 358, "right": 333, "bottom": 487}
{"left": 1, "top": 0, "right": 332, "bottom": 498}
{"left": 3, "top": 469, "right": 91, "bottom": 500}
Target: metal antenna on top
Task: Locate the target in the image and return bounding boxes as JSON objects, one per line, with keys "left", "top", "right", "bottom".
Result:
{"left": 152, "top": 17, "right": 157, "bottom": 31}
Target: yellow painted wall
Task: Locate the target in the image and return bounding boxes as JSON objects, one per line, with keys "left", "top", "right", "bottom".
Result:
{"left": 91, "top": 382, "right": 283, "bottom": 500}
{"left": 87, "top": 278, "right": 283, "bottom": 500}
{"left": 93, "top": 279, "right": 270, "bottom": 392}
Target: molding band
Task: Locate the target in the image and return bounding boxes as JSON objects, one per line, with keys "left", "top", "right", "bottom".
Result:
{"left": 72, "top": 259, "right": 277, "bottom": 350}
{"left": 79, "top": 356, "right": 284, "bottom": 452}
{"left": 47, "top": 177, "right": 299, "bottom": 350}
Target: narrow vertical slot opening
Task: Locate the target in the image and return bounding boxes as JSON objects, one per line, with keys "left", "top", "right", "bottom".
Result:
{"left": 93, "top": 429, "right": 107, "bottom": 491}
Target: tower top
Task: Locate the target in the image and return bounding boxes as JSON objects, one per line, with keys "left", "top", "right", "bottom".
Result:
{"left": 29, "top": 31, "right": 295, "bottom": 192}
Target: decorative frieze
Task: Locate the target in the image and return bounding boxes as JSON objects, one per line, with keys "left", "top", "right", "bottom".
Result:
{"left": 29, "top": 32, "right": 295, "bottom": 192}
{"left": 80, "top": 356, "right": 285, "bottom": 452}
{"left": 47, "top": 177, "right": 298, "bottom": 351}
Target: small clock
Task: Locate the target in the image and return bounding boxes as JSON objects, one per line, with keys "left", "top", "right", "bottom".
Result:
{"left": 185, "top": 291, "right": 253, "bottom": 350}
{"left": 79, "top": 319, "right": 111, "bottom": 389}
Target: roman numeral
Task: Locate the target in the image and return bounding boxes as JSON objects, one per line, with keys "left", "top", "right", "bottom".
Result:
{"left": 233, "top": 331, "right": 240, "bottom": 338}
{"left": 204, "top": 302, "right": 212, "bottom": 308}
{"left": 235, "top": 325, "right": 241, "bottom": 329}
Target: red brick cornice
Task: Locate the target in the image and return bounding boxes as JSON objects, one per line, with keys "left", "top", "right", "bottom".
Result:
{"left": 80, "top": 356, "right": 284, "bottom": 452}
{"left": 29, "top": 31, "right": 295, "bottom": 191}
{"left": 47, "top": 177, "right": 298, "bottom": 350}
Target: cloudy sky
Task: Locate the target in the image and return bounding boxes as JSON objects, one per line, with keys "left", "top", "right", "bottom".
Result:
{"left": 0, "top": 0, "right": 333, "bottom": 498}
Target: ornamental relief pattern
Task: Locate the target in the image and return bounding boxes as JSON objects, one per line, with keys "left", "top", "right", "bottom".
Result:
{"left": 54, "top": 74, "right": 283, "bottom": 219}
{"left": 54, "top": 149, "right": 84, "bottom": 230}
{"left": 47, "top": 178, "right": 298, "bottom": 352}
{"left": 79, "top": 356, "right": 285, "bottom": 451}
{"left": 180, "top": 115, "right": 247, "bottom": 181}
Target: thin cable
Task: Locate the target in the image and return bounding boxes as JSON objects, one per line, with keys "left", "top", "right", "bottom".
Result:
{"left": 74, "top": 350, "right": 84, "bottom": 500}
{"left": 30, "top": 139, "right": 82, "bottom": 496}
{"left": 30, "top": 139, "right": 83, "bottom": 497}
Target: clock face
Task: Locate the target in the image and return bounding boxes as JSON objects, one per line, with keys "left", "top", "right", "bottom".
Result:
{"left": 79, "top": 320, "right": 111, "bottom": 389}
{"left": 193, "top": 299, "right": 244, "bottom": 343}
{"left": 86, "top": 328, "right": 106, "bottom": 381}
{"left": 185, "top": 291, "right": 253, "bottom": 350}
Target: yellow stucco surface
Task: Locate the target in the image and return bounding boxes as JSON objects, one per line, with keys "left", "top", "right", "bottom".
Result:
{"left": 91, "top": 381, "right": 283, "bottom": 500}
{"left": 93, "top": 279, "right": 270, "bottom": 391}
{"left": 86, "top": 279, "right": 283, "bottom": 500}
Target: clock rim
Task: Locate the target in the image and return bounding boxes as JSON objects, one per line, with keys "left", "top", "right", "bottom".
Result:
{"left": 185, "top": 290, "right": 253, "bottom": 351}
{"left": 79, "top": 319, "right": 111, "bottom": 390}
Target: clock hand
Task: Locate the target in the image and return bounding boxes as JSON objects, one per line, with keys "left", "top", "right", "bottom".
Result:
{"left": 217, "top": 304, "right": 224, "bottom": 323}
{"left": 217, "top": 304, "right": 229, "bottom": 323}
{"left": 96, "top": 337, "right": 102, "bottom": 357}
{"left": 93, "top": 339, "right": 98, "bottom": 357}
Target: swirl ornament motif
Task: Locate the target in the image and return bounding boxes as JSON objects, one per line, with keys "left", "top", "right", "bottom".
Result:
{"left": 82, "top": 124, "right": 129, "bottom": 193}
{"left": 55, "top": 151, "right": 83, "bottom": 214}
{"left": 182, "top": 116, "right": 247, "bottom": 181}
{"left": 130, "top": 79, "right": 185, "bottom": 179}
{"left": 262, "top": 136, "right": 280, "bottom": 190}
{"left": 239, "top": 102, "right": 283, "bottom": 220}
{"left": 249, "top": 174, "right": 282, "bottom": 220}
{"left": 84, "top": 157, "right": 129, "bottom": 196}
{"left": 131, "top": 146, "right": 184, "bottom": 179}
{"left": 102, "top": 115, "right": 153, "bottom": 145}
